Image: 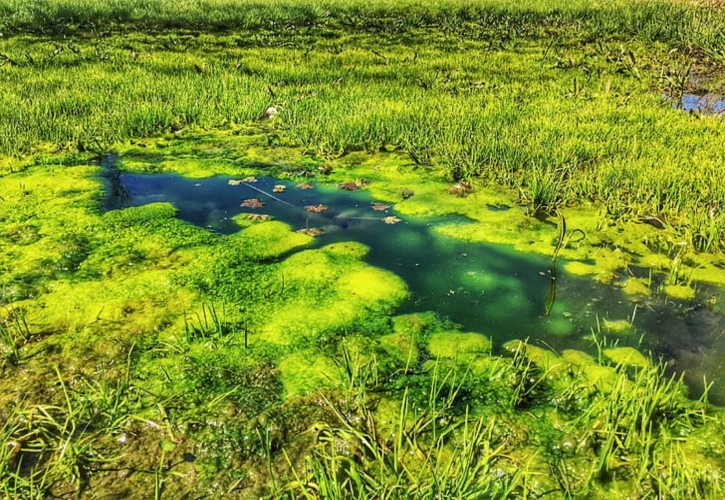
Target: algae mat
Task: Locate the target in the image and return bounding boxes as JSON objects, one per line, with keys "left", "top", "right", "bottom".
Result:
{"left": 105, "top": 157, "right": 724, "bottom": 403}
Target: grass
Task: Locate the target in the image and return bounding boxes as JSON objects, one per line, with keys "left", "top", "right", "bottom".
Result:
{"left": 0, "top": 307, "right": 31, "bottom": 366}
{"left": 0, "top": 0, "right": 723, "bottom": 57}
{"left": 0, "top": 1, "right": 723, "bottom": 250}
{"left": 269, "top": 348, "right": 722, "bottom": 498}
{"left": 0, "top": 0, "right": 723, "bottom": 497}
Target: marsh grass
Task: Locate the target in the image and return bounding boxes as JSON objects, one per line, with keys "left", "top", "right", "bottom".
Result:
{"left": 0, "top": 307, "right": 31, "bottom": 366}
{"left": 272, "top": 341, "right": 722, "bottom": 498}
{"left": 1, "top": 0, "right": 723, "bottom": 58}
{"left": 279, "top": 378, "right": 524, "bottom": 498}
{"left": 0, "top": 1, "right": 723, "bottom": 497}
{"left": 0, "top": 19, "right": 725, "bottom": 250}
{"left": 1, "top": 6, "right": 722, "bottom": 249}
{"left": 0, "top": 349, "right": 139, "bottom": 496}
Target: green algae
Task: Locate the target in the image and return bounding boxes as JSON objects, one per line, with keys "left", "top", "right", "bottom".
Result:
{"left": 503, "top": 340, "right": 562, "bottom": 372}
{"left": 378, "top": 332, "right": 419, "bottom": 366}
{"left": 258, "top": 244, "right": 408, "bottom": 345}
{"left": 303, "top": 147, "right": 725, "bottom": 298}
{"left": 279, "top": 350, "right": 343, "bottom": 397}
{"left": 603, "top": 347, "right": 650, "bottom": 369}
{"left": 602, "top": 319, "right": 633, "bottom": 334}
{"left": 664, "top": 284, "right": 697, "bottom": 300}
{"left": 619, "top": 277, "right": 651, "bottom": 296}
{"left": 427, "top": 331, "right": 491, "bottom": 361}
{"left": 0, "top": 133, "right": 723, "bottom": 497}
{"left": 231, "top": 220, "right": 313, "bottom": 260}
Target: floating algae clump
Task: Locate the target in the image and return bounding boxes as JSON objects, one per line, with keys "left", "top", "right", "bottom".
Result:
{"left": 257, "top": 244, "right": 408, "bottom": 344}
{"left": 602, "top": 319, "right": 632, "bottom": 334}
{"left": 230, "top": 220, "right": 313, "bottom": 260}
{"left": 664, "top": 284, "right": 697, "bottom": 300}
{"left": 619, "top": 277, "right": 651, "bottom": 296}
{"left": 603, "top": 347, "right": 650, "bottom": 369}
{"left": 503, "top": 340, "right": 562, "bottom": 372}
{"left": 427, "top": 331, "right": 491, "bottom": 361}
{"left": 378, "top": 332, "right": 419, "bottom": 366}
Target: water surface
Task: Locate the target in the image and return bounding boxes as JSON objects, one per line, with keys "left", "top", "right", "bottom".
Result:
{"left": 672, "top": 93, "right": 725, "bottom": 114}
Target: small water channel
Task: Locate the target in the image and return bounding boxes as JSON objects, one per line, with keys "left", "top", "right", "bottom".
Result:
{"left": 104, "top": 168, "right": 724, "bottom": 403}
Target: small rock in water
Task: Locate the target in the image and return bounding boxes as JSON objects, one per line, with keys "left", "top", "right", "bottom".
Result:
{"left": 305, "top": 204, "right": 328, "bottom": 213}
{"left": 273, "top": 184, "right": 287, "bottom": 193}
{"left": 297, "top": 227, "right": 324, "bottom": 237}
{"left": 241, "top": 198, "right": 265, "bottom": 208}
{"left": 448, "top": 181, "right": 472, "bottom": 197}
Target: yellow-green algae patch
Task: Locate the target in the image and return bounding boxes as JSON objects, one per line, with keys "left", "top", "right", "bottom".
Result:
{"left": 112, "top": 126, "right": 271, "bottom": 178}
{"left": 503, "top": 340, "right": 563, "bottom": 372}
{"left": 561, "top": 349, "right": 620, "bottom": 391}
{"left": 603, "top": 347, "right": 650, "bottom": 369}
{"left": 230, "top": 220, "right": 313, "bottom": 260}
{"left": 378, "top": 332, "right": 419, "bottom": 366}
{"left": 256, "top": 243, "right": 408, "bottom": 344}
{"left": 427, "top": 331, "right": 492, "bottom": 361}
{"left": 25, "top": 271, "right": 195, "bottom": 334}
{"left": 664, "top": 284, "right": 697, "bottom": 300}
{"left": 619, "top": 277, "right": 651, "bottom": 296}
{"left": 602, "top": 319, "right": 633, "bottom": 334}
{"left": 391, "top": 312, "right": 442, "bottom": 337}
{"left": 279, "top": 350, "right": 344, "bottom": 398}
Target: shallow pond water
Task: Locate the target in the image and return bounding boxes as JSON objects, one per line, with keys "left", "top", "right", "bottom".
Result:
{"left": 104, "top": 169, "right": 724, "bottom": 403}
{"left": 672, "top": 93, "right": 725, "bottom": 114}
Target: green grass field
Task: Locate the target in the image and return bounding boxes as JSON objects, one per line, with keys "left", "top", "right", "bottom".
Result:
{"left": 0, "top": 0, "right": 724, "bottom": 497}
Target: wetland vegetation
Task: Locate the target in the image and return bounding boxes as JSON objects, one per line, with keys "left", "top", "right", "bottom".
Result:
{"left": 0, "top": 0, "right": 724, "bottom": 497}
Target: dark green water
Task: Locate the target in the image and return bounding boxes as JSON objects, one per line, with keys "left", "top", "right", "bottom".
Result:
{"left": 104, "top": 168, "right": 724, "bottom": 403}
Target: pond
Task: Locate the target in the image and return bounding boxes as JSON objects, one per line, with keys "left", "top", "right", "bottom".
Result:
{"left": 104, "top": 164, "right": 724, "bottom": 403}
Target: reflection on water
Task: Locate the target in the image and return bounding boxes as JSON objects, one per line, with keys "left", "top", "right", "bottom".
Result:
{"left": 104, "top": 168, "right": 724, "bottom": 403}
